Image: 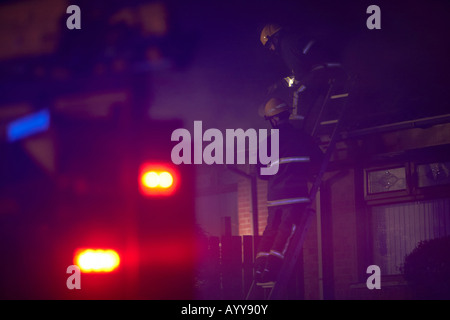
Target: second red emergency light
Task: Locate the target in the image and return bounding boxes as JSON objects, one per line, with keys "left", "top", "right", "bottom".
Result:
{"left": 139, "top": 163, "right": 179, "bottom": 196}
{"left": 74, "top": 248, "right": 121, "bottom": 273}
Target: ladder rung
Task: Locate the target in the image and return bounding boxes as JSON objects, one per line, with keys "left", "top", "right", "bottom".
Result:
{"left": 330, "top": 93, "right": 348, "bottom": 99}
{"left": 290, "top": 115, "right": 305, "bottom": 120}
{"left": 257, "top": 282, "right": 275, "bottom": 289}
{"left": 320, "top": 119, "right": 339, "bottom": 125}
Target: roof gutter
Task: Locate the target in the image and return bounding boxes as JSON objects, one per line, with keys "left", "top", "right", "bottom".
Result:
{"left": 341, "top": 114, "right": 450, "bottom": 139}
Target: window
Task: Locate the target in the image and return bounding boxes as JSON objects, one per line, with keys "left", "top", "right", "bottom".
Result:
{"left": 417, "top": 162, "right": 450, "bottom": 188}
{"left": 372, "top": 198, "right": 450, "bottom": 274}
{"left": 365, "top": 158, "right": 450, "bottom": 275}
{"left": 367, "top": 167, "right": 406, "bottom": 194}
{"left": 364, "top": 165, "right": 410, "bottom": 202}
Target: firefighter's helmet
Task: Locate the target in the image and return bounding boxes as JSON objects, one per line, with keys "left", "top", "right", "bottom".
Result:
{"left": 260, "top": 23, "right": 282, "bottom": 47}
{"left": 264, "top": 98, "right": 292, "bottom": 119}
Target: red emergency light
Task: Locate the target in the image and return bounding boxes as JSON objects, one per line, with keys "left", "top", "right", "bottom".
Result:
{"left": 139, "top": 163, "right": 179, "bottom": 196}
{"left": 74, "top": 248, "right": 121, "bottom": 273}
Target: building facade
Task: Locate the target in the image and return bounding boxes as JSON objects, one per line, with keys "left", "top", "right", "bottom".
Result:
{"left": 237, "top": 115, "right": 450, "bottom": 299}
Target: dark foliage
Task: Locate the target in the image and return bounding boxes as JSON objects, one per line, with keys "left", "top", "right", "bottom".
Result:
{"left": 403, "top": 236, "right": 450, "bottom": 300}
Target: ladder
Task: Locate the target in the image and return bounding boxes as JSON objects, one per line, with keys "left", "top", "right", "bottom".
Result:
{"left": 246, "top": 73, "right": 355, "bottom": 300}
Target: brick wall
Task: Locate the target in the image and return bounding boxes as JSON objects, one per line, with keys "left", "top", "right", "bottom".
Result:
{"left": 256, "top": 178, "right": 268, "bottom": 236}
{"left": 302, "top": 210, "right": 320, "bottom": 299}
{"left": 237, "top": 176, "right": 252, "bottom": 235}
{"left": 326, "top": 169, "right": 359, "bottom": 299}
{"left": 237, "top": 176, "right": 268, "bottom": 236}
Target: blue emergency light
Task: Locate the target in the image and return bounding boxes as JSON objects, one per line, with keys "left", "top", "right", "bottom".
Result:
{"left": 6, "top": 109, "right": 50, "bottom": 142}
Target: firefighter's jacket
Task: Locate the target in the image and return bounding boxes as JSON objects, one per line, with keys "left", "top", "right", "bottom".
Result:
{"left": 278, "top": 31, "right": 341, "bottom": 84}
{"left": 259, "top": 122, "right": 323, "bottom": 207}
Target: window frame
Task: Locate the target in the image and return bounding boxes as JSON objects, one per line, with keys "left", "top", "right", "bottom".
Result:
{"left": 364, "top": 162, "right": 413, "bottom": 204}
{"left": 360, "top": 151, "right": 450, "bottom": 278}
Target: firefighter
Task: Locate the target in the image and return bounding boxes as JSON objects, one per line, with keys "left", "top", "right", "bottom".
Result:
{"left": 254, "top": 97, "right": 323, "bottom": 285}
{"left": 260, "top": 23, "right": 347, "bottom": 134}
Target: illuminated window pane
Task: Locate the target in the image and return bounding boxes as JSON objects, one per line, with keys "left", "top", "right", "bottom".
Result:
{"left": 417, "top": 162, "right": 450, "bottom": 187}
{"left": 368, "top": 167, "right": 406, "bottom": 194}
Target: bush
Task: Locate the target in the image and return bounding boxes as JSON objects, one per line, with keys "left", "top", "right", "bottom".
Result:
{"left": 402, "top": 235, "right": 450, "bottom": 300}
